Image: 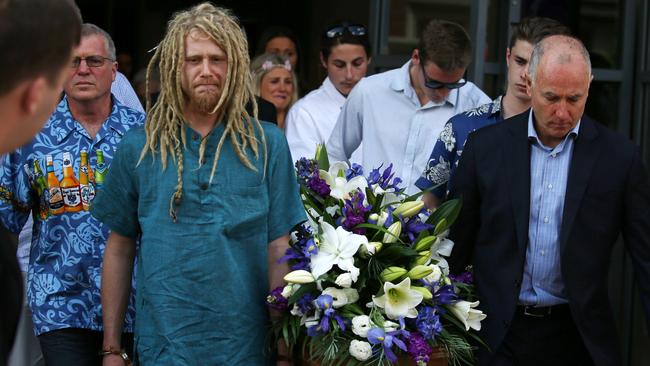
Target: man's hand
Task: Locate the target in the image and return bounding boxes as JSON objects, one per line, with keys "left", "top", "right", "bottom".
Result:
{"left": 422, "top": 191, "right": 440, "bottom": 209}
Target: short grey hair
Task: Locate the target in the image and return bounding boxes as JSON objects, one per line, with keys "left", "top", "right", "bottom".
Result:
{"left": 80, "top": 23, "right": 116, "bottom": 60}
{"left": 528, "top": 35, "right": 591, "bottom": 83}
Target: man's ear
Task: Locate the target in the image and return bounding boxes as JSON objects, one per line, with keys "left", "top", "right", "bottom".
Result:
{"left": 20, "top": 77, "right": 48, "bottom": 116}
{"left": 319, "top": 52, "right": 327, "bottom": 69}
{"left": 411, "top": 49, "right": 420, "bottom": 66}
{"left": 112, "top": 62, "right": 118, "bottom": 82}
{"left": 505, "top": 48, "right": 511, "bottom": 68}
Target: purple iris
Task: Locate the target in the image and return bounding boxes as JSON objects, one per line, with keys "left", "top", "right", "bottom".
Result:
{"left": 279, "top": 225, "right": 317, "bottom": 271}
{"left": 345, "top": 163, "right": 364, "bottom": 180}
{"left": 432, "top": 285, "right": 457, "bottom": 306}
{"left": 398, "top": 214, "right": 433, "bottom": 243}
{"left": 306, "top": 294, "right": 346, "bottom": 336}
{"left": 266, "top": 286, "right": 288, "bottom": 311}
{"left": 367, "top": 163, "right": 403, "bottom": 191}
{"left": 406, "top": 332, "right": 433, "bottom": 364}
{"left": 296, "top": 293, "right": 316, "bottom": 314}
{"left": 415, "top": 306, "right": 442, "bottom": 340}
{"left": 367, "top": 327, "right": 408, "bottom": 363}
{"left": 341, "top": 190, "right": 370, "bottom": 234}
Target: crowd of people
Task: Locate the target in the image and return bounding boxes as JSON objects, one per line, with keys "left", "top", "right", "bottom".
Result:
{"left": 1, "top": 1, "right": 650, "bottom": 366}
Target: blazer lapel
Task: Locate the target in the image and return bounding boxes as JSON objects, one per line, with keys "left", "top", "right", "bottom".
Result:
{"left": 503, "top": 111, "right": 532, "bottom": 255}
{"left": 559, "top": 117, "right": 600, "bottom": 252}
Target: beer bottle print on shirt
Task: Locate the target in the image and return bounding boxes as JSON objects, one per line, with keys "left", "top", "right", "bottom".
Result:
{"left": 60, "top": 151, "right": 82, "bottom": 212}
{"left": 46, "top": 155, "right": 65, "bottom": 215}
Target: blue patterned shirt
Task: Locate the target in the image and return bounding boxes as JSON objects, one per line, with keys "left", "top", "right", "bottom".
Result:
{"left": 0, "top": 96, "right": 143, "bottom": 335}
{"left": 520, "top": 109, "right": 580, "bottom": 306}
{"left": 416, "top": 96, "right": 503, "bottom": 199}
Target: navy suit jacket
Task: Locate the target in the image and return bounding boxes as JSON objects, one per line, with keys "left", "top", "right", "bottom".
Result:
{"left": 449, "top": 110, "right": 650, "bottom": 365}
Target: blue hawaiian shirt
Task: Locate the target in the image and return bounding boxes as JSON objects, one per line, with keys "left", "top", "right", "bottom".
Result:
{"left": 415, "top": 96, "right": 503, "bottom": 199}
{"left": 0, "top": 96, "right": 143, "bottom": 335}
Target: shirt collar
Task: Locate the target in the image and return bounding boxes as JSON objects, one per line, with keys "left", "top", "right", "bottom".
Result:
{"left": 322, "top": 77, "right": 346, "bottom": 106}
{"left": 50, "top": 94, "right": 130, "bottom": 144}
{"left": 527, "top": 108, "right": 581, "bottom": 150}
{"left": 390, "top": 60, "right": 458, "bottom": 107}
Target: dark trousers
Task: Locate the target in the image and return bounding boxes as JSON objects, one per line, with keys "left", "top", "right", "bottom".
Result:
{"left": 38, "top": 328, "right": 133, "bottom": 366}
{"left": 487, "top": 305, "right": 594, "bottom": 366}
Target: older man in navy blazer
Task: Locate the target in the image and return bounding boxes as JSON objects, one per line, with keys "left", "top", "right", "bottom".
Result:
{"left": 449, "top": 35, "right": 650, "bottom": 366}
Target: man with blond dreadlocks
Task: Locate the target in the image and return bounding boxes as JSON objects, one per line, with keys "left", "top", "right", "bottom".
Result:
{"left": 92, "top": 3, "right": 305, "bottom": 365}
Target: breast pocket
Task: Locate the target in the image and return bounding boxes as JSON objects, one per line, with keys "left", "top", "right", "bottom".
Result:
{"left": 223, "top": 184, "right": 270, "bottom": 241}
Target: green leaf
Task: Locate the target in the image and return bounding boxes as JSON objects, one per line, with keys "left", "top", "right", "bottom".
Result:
{"left": 426, "top": 198, "right": 462, "bottom": 232}
{"left": 315, "top": 144, "right": 330, "bottom": 171}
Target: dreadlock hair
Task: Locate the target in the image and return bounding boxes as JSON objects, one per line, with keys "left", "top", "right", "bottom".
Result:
{"left": 139, "top": 2, "right": 265, "bottom": 222}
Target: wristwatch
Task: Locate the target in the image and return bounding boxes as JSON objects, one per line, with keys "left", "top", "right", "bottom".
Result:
{"left": 100, "top": 347, "right": 132, "bottom": 366}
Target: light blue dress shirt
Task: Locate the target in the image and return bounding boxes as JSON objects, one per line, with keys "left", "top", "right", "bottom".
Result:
{"left": 326, "top": 61, "right": 490, "bottom": 194}
{"left": 520, "top": 110, "right": 580, "bottom": 306}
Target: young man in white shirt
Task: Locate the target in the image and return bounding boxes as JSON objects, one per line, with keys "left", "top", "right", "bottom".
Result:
{"left": 285, "top": 22, "right": 371, "bottom": 163}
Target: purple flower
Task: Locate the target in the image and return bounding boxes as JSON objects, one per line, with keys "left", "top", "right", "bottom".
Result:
{"left": 368, "top": 163, "right": 404, "bottom": 191}
{"left": 266, "top": 286, "right": 288, "bottom": 311}
{"left": 341, "top": 190, "right": 370, "bottom": 234}
{"left": 433, "top": 285, "right": 457, "bottom": 306}
{"left": 307, "top": 175, "right": 331, "bottom": 197}
{"left": 450, "top": 271, "right": 474, "bottom": 285}
{"left": 399, "top": 215, "right": 433, "bottom": 243}
{"left": 307, "top": 294, "right": 346, "bottom": 336}
{"left": 279, "top": 225, "right": 317, "bottom": 271}
{"left": 345, "top": 163, "right": 364, "bottom": 180}
{"left": 296, "top": 293, "right": 316, "bottom": 314}
{"left": 367, "top": 327, "right": 408, "bottom": 363}
{"left": 415, "top": 306, "right": 442, "bottom": 340}
{"left": 406, "top": 332, "right": 433, "bottom": 364}
{"left": 295, "top": 158, "right": 318, "bottom": 186}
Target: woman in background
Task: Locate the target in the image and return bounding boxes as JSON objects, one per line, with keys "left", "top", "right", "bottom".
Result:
{"left": 251, "top": 53, "right": 298, "bottom": 129}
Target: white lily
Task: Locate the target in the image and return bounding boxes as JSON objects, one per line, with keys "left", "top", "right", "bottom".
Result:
{"left": 311, "top": 221, "right": 367, "bottom": 280}
{"left": 319, "top": 161, "right": 368, "bottom": 200}
{"left": 429, "top": 231, "right": 455, "bottom": 273}
{"left": 449, "top": 300, "right": 487, "bottom": 331}
{"left": 372, "top": 277, "right": 423, "bottom": 320}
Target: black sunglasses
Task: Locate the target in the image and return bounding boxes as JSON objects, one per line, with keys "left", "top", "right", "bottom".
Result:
{"left": 326, "top": 24, "right": 367, "bottom": 38}
{"left": 420, "top": 63, "right": 467, "bottom": 90}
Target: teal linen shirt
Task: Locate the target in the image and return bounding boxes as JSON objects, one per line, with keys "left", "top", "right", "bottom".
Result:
{"left": 92, "top": 121, "right": 305, "bottom": 365}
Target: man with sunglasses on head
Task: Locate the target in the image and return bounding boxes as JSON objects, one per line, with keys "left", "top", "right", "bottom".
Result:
{"left": 416, "top": 17, "right": 571, "bottom": 208}
{"left": 0, "top": 23, "right": 143, "bottom": 365}
{"left": 286, "top": 22, "right": 371, "bottom": 163}
{"left": 327, "top": 19, "right": 489, "bottom": 194}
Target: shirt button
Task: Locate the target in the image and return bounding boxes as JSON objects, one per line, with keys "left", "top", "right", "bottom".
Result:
{"left": 200, "top": 183, "right": 208, "bottom": 190}
{"left": 543, "top": 217, "right": 549, "bottom": 223}
{"left": 547, "top": 184, "right": 553, "bottom": 190}
{"left": 540, "top": 250, "right": 545, "bottom": 256}
{"left": 192, "top": 134, "right": 199, "bottom": 141}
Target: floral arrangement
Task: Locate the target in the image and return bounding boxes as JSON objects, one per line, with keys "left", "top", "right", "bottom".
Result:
{"left": 267, "top": 146, "right": 486, "bottom": 366}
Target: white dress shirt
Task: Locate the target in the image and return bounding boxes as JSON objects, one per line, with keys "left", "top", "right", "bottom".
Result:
{"left": 326, "top": 61, "right": 490, "bottom": 194}
{"left": 285, "top": 77, "right": 362, "bottom": 163}
{"left": 111, "top": 71, "right": 144, "bottom": 113}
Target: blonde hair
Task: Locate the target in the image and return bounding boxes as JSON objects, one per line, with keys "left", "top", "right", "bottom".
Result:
{"left": 140, "top": 2, "right": 265, "bottom": 222}
{"left": 250, "top": 52, "right": 299, "bottom": 111}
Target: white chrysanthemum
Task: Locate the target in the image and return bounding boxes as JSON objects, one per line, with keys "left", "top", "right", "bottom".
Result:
{"left": 351, "top": 315, "right": 372, "bottom": 337}
{"left": 349, "top": 340, "right": 372, "bottom": 361}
